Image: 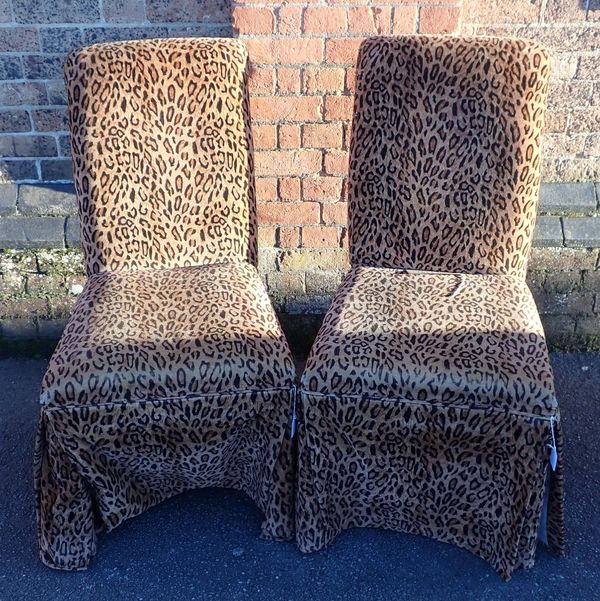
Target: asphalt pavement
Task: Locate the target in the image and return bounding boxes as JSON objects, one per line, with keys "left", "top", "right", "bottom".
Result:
{"left": 1, "top": 353, "right": 599, "bottom": 601}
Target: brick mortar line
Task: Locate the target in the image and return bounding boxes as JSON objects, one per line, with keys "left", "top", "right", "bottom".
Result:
{"left": 237, "top": 33, "right": 432, "bottom": 39}
{"left": 1, "top": 106, "right": 67, "bottom": 112}
{"left": 0, "top": 22, "right": 233, "bottom": 30}
{"left": 234, "top": 2, "right": 459, "bottom": 6}
{"left": 472, "top": 22, "right": 600, "bottom": 29}
{"left": 98, "top": 0, "right": 106, "bottom": 25}
{"left": 539, "top": 0, "right": 550, "bottom": 25}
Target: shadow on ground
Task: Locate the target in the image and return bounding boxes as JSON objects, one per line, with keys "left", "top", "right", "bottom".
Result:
{"left": 1, "top": 353, "right": 599, "bottom": 601}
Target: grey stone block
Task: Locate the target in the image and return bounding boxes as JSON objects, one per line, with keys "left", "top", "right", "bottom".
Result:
{"left": 13, "top": 0, "right": 100, "bottom": 23}
{"left": 534, "top": 290, "right": 595, "bottom": 315}
{"left": 0, "top": 271, "right": 24, "bottom": 295}
{"left": 528, "top": 248, "right": 598, "bottom": 271}
{"left": 305, "top": 271, "right": 344, "bottom": 295}
{"left": 0, "top": 56, "right": 22, "bottom": 80}
{"left": 15, "top": 135, "right": 57, "bottom": 157}
{"left": 0, "top": 0, "right": 12, "bottom": 23}
{"left": 103, "top": 0, "right": 146, "bottom": 22}
{"left": 266, "top": 271, "right": 305, "bottom": 298}
{"left": 40, "top": 159, "right": 73, "bottom": 181}
{"left": 82, "top": 26, "right": 168, "bottom": 45}
{"left": 0, "top": 184, "right": 17, "bottom": 216}
{"left": 0, "top": 82, "right": 47, "bottom": 106}
{"left": 168, "top": 24, "right": 234, "bottom": 37}
{"left": 583, "top": 271, "right": 600, "bottom": 292}
{"left": 0, "top": 217, "right": 65, "bottom": 248}
{"left": 31, "top": 108, "right": 68, "bottom": 132}
{"left": 46, "top": 80, "right": 67, "bottom": 105}
{"left": 22, "top": 54, "right": 64, "bottom": 80}
{"left": 576, "top": 316, "right": 600, "bottom": 336}
{"left": 533, "top": 216, "right": 564, "bottom": 247}
{"left": 540, "top": 182, "right": 597, "bottom": 213}
{"left": 563, "top": 217, "right": 600, "bottom": 248}
{"left": 0, "top": 159, "right": 38, "bottom": 181}
{"left": 0, "top": 27, "right": 38, "bottom": 51}
{"left": 1, "top": 135, "right": 57, "bottom": 158}
{"left": 543, "top": 271, "right": 582, "bottom": 294}
{"left": 0, "top": 135, "right": 9, "bottom": 156}
{"left": 0, "top": 111, "right": 31, "bottom": 133}
{"left": 65, "top": 215, "right": 81, "bottom": 247}
{"left": 39, "top": 27, "right": 82, "bottom": 53}
{"left": 18, "top": 184, "right": 76, "bottom": 216}
{"left": 541, "top": 314, "right": 576, "bottom": 337}
{"left": 526, "top": 270, "right": 545, "bottom": 294}
{"left": 58, "top": 134, "right": 71, "bottom": 157}
{"left": 147, "top": 0, "right": 231, "bottom": 23}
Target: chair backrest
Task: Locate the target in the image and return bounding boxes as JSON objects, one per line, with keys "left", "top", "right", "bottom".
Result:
{"left": 348, "top": 35, "right": 550, "bottom": 278}
{"left": 65, "top": 38, "right": 257, "bottom": 275}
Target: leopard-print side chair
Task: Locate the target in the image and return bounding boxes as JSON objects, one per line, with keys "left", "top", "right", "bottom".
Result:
{"left": 34, "top": 38, "right": 296, "bottom": 570}
{"left": 296, "top": 35, "right": 564, "bottom": 580}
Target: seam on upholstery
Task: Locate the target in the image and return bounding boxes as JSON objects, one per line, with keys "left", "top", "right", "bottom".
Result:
{"left": 351, "top": 266, "right": 527, "bottom": 283}
{"left": 299, "top": 389, "right": 559, "bottom": 423}
{"left": 42, "top": 385, "right": 295, "bottom": 412}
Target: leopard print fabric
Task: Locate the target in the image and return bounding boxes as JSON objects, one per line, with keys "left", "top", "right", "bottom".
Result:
{"left": 65, "top": 37, "right": 257, "bottom": 275}
{"left": 40, "top": 263, "right": 294, "bottom": 407}
{"left": 349, "top": 36, "right": 550, "bottom": 279}
{"left": 302, "top": 267, "right": 556, "bottom": 416}
{"left": 296, "top": 36, "right": 564, "bottom": 581}
{"left": 35, "top": 39, "right": 296, "bottom": 570}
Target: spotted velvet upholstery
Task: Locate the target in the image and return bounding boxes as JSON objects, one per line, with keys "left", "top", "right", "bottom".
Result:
{"left": 348, "top": 36, "right": 548, "bottom": 279}
{"left": 34, "top": 38, "right": 295, "bottom": 570}
{"left": 66, "top": 37, "right": 257, "bottom": 274}
{"left": 296, "top": 36, "right": 564, "bottom": 580}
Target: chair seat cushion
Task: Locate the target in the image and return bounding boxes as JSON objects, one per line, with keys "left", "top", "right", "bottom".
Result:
{"left": 301, "top": 266, "right": 556, "bottom": 416}
{"left": 41, "top": 262, "right": 295, "bottom": 407}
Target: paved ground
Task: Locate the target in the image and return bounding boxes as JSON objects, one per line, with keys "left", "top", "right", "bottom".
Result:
{"left": 1, "top": 353, "right": 599, "bottom": 601}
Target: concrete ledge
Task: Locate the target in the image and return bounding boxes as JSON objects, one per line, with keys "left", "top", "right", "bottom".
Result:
{"left": 0, "top": 216, "right": 65, "bottom": 248}
{"left": 0, "top": 181, "right": 598, "bottom": 250}
{"left": 533, "top": 216, "right": 564, "bottom": 247}
{"left": 0, "top": 184, "right": 17, "bottom": 216}
{"left": 540, "top": 182, "right": 597, "bottom": 213}
{"left": 18, "top": 183, "right": 76, "bottom": 216}
{"left": 563, "top": 217, "right": 600, "bottom": 248}
{"left": 0, "top": 312, "right": 597, "bottom": 356}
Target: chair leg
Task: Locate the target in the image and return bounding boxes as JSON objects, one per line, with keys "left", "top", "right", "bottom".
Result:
{"left": 34, "top": 413, "right": 96, "bottom": 570}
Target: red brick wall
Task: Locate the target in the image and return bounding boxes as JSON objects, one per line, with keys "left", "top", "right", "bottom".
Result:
{"left": 232, "top": 1, "right": 462, "bottom": 306}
